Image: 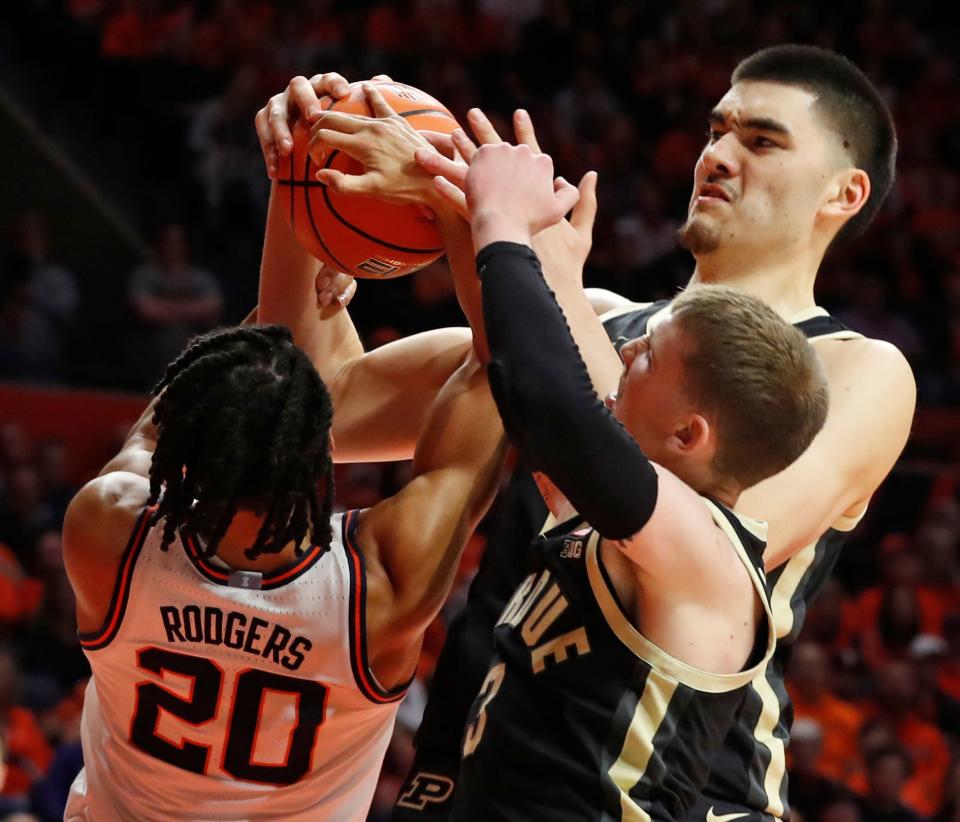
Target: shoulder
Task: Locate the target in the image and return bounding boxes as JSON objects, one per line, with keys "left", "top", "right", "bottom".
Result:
{"left": 815, "top": 335, "right": 915, "bottom": 425}
{"left": 63, "top": 472, "right": 151, "bottom": 563}
{"left": 815, "top": 334, "right": 914, "bottom": 384}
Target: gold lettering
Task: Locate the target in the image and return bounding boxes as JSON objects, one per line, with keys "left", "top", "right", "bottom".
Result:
{"left": 531, "top": 627, "right": 591, "bottom": 673}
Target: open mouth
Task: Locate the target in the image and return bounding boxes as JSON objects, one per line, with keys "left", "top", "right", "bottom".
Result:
{"left": 697, "top": 183, "right": 732, "bottom": 202}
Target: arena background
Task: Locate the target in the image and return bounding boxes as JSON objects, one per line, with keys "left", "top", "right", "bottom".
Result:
{"left": 0, "top": 1, "right": 958, "bottom": 820}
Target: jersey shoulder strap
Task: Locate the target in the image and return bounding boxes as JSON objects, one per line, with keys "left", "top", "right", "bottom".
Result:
{"left": 601, "top": 299, "right": 671, "bottom": 348}
{"left": 791, "top": 307, "right": 863, "bottom": 341}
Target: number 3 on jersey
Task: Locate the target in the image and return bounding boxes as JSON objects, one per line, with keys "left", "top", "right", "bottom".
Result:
{"left": 462, "top": 662, "right": 505, "bottom": 757}
{"left": 130, "top": 647, "right": 327, "bottom": 785}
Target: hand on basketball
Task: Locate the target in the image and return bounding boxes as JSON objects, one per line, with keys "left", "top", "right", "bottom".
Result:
{"left": 315, "top": 267, "right": 357, "bottom": 308}
{"left": 255, "top": 72, "right": 393, "bottom": 179}
{"left": 458, "top": 144, "right": 580, "bottom": 247}
{"left": 307, "top": 84, "right": 444, "bottom": 208}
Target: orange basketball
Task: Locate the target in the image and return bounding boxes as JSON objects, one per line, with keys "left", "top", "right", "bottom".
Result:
{"left": 277, "top": 80, "right": 460, "bottom": 279}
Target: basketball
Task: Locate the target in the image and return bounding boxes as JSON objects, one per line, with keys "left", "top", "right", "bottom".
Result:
{"left": 277, "top": 80, "right": 460, "bottom": 279}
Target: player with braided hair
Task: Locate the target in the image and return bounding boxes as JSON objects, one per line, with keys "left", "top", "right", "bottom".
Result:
{"left": 61, "top": 312, "right": 507, "bottom": 816}
{"left": 146, "top": 324, "right": 334, "bottom": 560}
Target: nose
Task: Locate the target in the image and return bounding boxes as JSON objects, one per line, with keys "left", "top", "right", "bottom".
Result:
{"left": 701, "top": 132, "right": 740, "bottom": 178}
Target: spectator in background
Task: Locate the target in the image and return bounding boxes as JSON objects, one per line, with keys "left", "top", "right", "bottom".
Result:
{"left": 0, "top": 648, "right": 51, "bottom": 814}
{"left": 34, "top": 441, "right": 75, "bottom": 527}
{"left": 821, "top": 795, "right": 864, "bottom": 822}
{"left": 837, "top": 269, "right": 924, "bottom": 363}
{"left": 0, "top": 465, "right": 56, "bottom": 571}
{"left": 917, "top": 520, "right": 960, "bottom": 621}
{"left": 128, "top": 222, "right": 223, "bottom": 386}
{"left": 787, "top": 718, "right": 850, "bottom": 821}
{"left": 0, "top": 214, "right": 79, "bottom": 384}
{"left": 861, "top": 660, "right": 951, "bottom": 816}
{"left": 910, "top": 634, "right": 960, "bottom": 734}
{"left": 788, "top": 641, "right": 865, "bottom": 783}
{"left": 188, "top": 63, "right": 269, "bottom": 219}
{"left": 857, "top": 746, "right": 924, "bottom": 822}
{"left": 932, "top": 759, "right": 960, "bottom": 822}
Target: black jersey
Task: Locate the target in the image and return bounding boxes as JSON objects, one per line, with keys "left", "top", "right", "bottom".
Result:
{"left": 452, "top": 501, "right": 774, "bottom": 822}
{"left": 394, "top": 302, "right": 862, "bottom": 822}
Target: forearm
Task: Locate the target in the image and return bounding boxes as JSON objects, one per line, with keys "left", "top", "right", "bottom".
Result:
{"left": 436, "top": 209, "right": 487, "bottom": 360}
{"left": 479, "top": 242, "right": 656, "bottom": 539}
{"left": 257, "top": 182, "right": 363, "bottom": 385}
{"left": 474, "top": 214, "right": 620, "bottom": 394}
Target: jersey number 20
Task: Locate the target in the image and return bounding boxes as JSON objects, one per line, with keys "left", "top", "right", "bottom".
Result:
{"left": 130, "top": 647, "right": 327, "bottom": 785}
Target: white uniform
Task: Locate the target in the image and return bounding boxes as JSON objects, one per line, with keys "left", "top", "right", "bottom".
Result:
{"left": 66, "top": 508, "right": 405, "bottom": 821}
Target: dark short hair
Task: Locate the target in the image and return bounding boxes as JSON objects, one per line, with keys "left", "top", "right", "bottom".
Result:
{"left": 732, "top": 44, "right": 897, "bottom": 245}
{"left": 671, "top": 285, "right": 829, "bottom": 490}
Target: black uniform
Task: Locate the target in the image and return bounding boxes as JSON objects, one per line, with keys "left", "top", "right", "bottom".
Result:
{"left": 452, "top": 502, "right": 772, "bottom": 822}
{"left": 394, "top": 302, "right": 862, "bottom": 822}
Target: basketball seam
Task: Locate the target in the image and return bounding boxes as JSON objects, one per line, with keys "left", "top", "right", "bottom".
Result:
{"left": 318, "top": 99, "right": 449, "bottom": 255}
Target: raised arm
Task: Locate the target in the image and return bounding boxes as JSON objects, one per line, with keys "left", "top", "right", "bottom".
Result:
{"left": 255, "top": 75, "right": 477, "bottom": 461}
{"left": 738, "top": 336, "right": 915, "bottom": 568}
{"left": 356, "top": 352, "right": 509, "bottom": 688}
{"left": 450, "top": 144, "right": 721, "bottom": 574}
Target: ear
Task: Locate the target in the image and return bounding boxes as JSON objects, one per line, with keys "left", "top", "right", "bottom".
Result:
{"left": 667, "top": 413, "right": 713, "bottom": 457}
{"left": 820, "top": 168, "right": 870, "bottom": 224}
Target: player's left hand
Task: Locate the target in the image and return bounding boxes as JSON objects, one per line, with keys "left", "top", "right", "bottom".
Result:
{"left": 463, "top": 143, "right": 580, "bottom": 244}
{"left": 316, "top": 267, "right": 357, "bottom": 308}
{"left": 461, "top": 108, "right": 598, "bottom": 285}
{"left": 307, "top": 84, "right": 444, "bottom": 210}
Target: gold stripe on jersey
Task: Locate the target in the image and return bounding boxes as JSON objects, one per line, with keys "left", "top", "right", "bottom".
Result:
{"left": 609, "top": 668, "right": 679, "bottom": 822}
{"left": 753, "top": 538, "right": 817, "bottom": 816}
{"left": 585, "top": 524, "right": 772, "bottom": 693}
{"left": 755, "top": 672, "right": 787, "bottom": 817}
{"left": 833, "top": 504, "right": 868, "bottom": 532}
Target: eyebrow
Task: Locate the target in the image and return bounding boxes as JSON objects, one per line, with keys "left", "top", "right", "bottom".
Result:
{"left": 709, "top": 109, "right": 792, "bottom": 137}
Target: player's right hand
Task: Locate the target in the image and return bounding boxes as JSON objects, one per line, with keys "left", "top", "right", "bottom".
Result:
{"left": 255, "top": 72, "right": 393, "bottom": 179}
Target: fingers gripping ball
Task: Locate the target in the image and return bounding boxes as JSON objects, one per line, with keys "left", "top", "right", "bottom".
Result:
{"left": 277, "top": 80, "right": 460, "bottom": 279}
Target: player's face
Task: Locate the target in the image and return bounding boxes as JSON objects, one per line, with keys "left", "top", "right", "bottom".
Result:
{"left": 605, "top": 314, "right": 691, "bottom": 466}
{"left": 679, "top": 81, "right": 844, "bottom": 259}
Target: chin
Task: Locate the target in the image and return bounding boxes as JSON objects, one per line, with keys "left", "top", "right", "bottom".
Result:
{"left": 677, "top": 216, "right": 721, "bottom": 255}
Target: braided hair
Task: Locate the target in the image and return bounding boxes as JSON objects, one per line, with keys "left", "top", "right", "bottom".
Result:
{"left": 146, "top": 324, "right": 334, "bottom": 560}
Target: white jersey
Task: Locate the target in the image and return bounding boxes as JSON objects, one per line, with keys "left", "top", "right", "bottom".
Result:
{"left": 66, "top": 508, "right": 405, "bottom": 821}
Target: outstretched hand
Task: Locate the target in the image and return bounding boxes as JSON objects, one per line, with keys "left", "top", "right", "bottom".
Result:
{"left": 306, "top": 83, "right": 445, "bottom": 210}
{"left": 414, "top": 108, "right": 598, "bottom": 279}
{"left": 254, "top": 72, "right": 393, "bottom": 178}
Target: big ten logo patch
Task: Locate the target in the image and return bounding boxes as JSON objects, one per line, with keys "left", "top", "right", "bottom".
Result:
{"left": 560, "top": 537, "right": 583, "bottom": 559}
{"left": 395, "top": 772, "right": 455, "bottom": 810}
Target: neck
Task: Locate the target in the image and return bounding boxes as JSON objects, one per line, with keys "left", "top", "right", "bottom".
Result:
{"left": 679, "top": 460, "right": 739, "bottom": 508}
{"left": 202, "top": 510, "right": 302, "bottom": 573}
{"left": 690, "top": 244, "right": 822, "bottom": 319}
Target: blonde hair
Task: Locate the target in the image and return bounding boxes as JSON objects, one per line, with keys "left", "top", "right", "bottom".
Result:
{"left": 671, "top": 285, "right": 829, "bottom": 489}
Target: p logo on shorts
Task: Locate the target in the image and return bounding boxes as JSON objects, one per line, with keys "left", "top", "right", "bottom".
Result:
{"left": 396, "top": 772, "right": 455, "bottom": 810}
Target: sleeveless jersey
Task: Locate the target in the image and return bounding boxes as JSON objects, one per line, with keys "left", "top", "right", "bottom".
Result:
{"left": 66, "top": 507, "right": 405, "bottom": 822}
{"left": 452, "top": 500, "right": 776, "bottom": 822}
{"left": 602, "top": 301, "right": 867, "bottom": 821}
{"left": 395, "top": 302, "right": 863, "bottom": 822}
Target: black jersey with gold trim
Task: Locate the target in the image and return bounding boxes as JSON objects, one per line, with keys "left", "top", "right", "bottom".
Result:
{"left": 394, "top": 302, "right": 862, "bottom": 822}
{"left": 452, "top": 503, "right": 773, "bottom": 822}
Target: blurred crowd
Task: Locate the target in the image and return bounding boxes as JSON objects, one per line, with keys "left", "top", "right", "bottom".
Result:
{"left": 1, "top": 0, "right": 959, "bottom": 397}
{"left": 1, "top": 0, "right": 959, "bottom": 820}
